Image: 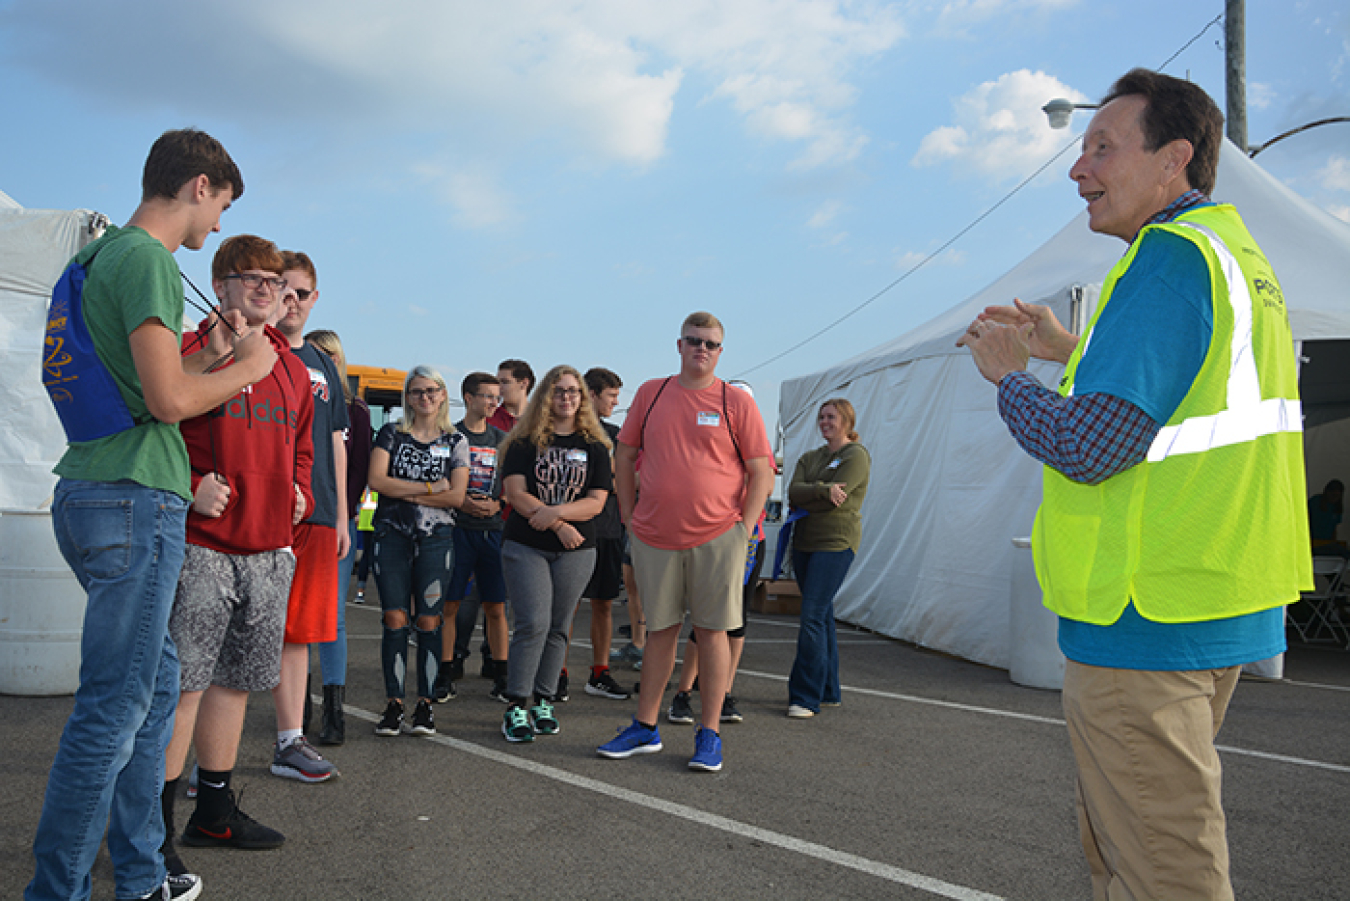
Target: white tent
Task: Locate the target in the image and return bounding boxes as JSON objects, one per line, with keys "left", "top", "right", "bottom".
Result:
{"left": 0, "top": 198, "right": 106, "bottom": 509}
{"left": 778, "top": 143, "right": 1350, "bottom": 671}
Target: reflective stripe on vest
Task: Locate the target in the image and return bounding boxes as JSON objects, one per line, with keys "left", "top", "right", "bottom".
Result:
{"left": 1144, "top": 221, "right": 1301, "bottom": 462}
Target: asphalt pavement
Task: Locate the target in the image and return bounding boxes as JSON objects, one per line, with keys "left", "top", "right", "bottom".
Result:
{"left": 4, "top": 596, "right": 1349, "bottom": 900}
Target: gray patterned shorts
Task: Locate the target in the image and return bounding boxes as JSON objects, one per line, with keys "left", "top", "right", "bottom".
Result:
{"left": 170, "top": 544, "right": 295, "bottom": 692}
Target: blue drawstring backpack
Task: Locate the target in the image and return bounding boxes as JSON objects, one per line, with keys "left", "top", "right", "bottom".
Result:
{"left": 42, "top": 248, "right": 139, "bottom": 443}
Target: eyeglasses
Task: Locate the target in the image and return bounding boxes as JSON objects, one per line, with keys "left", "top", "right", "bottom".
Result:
{"left": 407, "top": 387, "right": 443, "bottom": 400}
{"left": 553, "top": 387, "right": 581, "bottom": 399}
{"left": 292, "top": 288, "right": 313, "bottom": 301}
{"left": 226, "top": 273, "right": 287, "bottom": 292}
{"left": 473, "top": 393, "right": 502, "bottom": 404}
{"left": 682, "top": 335, "right": 722, "bottom": 351}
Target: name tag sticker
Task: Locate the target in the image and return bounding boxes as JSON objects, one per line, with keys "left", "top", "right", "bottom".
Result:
{"left": 827, "top": 458, "right": 841, "bottom": 469}
{"left": 697, "top": 411, "right": 721, "bottom": 427}
{"left": 430, "top": 446, "right": 450, "bottom": 458}
{"left": 566, "top": 449, "right": 589, "bottom": 464}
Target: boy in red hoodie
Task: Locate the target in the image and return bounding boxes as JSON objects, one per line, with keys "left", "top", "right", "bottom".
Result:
{"left": 159, "top": 235, "right": 314, "bottom": 872}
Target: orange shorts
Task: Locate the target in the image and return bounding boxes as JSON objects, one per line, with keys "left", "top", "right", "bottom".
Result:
{"left": 284, "top": 523, "right": 338, "bottom": 644}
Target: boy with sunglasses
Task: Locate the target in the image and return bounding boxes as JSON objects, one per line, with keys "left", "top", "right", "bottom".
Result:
{"left": 598, "top": 312, "right": 773, "bottom": 772}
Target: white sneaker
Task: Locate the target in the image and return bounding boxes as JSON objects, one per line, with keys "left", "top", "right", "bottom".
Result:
{"left": 786, "top": 704, "right": 816, "bottom": 718}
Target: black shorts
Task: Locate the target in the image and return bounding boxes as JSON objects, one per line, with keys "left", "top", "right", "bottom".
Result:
{"left": 584, "top": 533, "right": 625, "bottom": 601}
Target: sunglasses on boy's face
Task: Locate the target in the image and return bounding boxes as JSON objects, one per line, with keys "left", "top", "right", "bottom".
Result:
{"left": 682, "top": 335, "right": 722, "bottom": 351}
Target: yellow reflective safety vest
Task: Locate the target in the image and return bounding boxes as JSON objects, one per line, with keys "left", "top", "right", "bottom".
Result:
{"left": 357, "top": 488, "right": 378, "bottom": 532}
{"left": 1033, "top": 204, "right": 1313, "bottom": 625}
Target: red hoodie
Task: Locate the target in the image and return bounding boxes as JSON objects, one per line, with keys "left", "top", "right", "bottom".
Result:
{"left": 179, "top": 322, "right": 315, "bottom": 554}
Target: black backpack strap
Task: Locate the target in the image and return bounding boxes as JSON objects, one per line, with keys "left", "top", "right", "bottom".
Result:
{"left": 722, "top": 380, "right": 743, "bottom": 462}
{"left": 638, "top": 376, "right": 673, "bottom": 448}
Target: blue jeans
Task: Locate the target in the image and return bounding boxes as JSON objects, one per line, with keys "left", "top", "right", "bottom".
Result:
{"left": 787, "top": 548, "right": 854, "bottom": 713}
{"left": 318, "top": 518, "right": 357, "bottom": 686}
{"left": 28, "top": 479, "right": 188, "bottom": 901}
{"left": 373, "top": 523, "right": 453, "bottom": 700}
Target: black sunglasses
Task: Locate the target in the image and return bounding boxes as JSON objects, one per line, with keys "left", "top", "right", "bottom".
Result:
{"left": 682, "top": 335, "right": 722, "bottom": 351}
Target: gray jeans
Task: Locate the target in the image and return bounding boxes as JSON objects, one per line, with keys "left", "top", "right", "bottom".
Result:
{"left": 501, "top": 541, "right": 596, "bottom": 701}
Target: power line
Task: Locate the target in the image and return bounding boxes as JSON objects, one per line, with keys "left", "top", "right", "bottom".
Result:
{"left": 733, "top": 138, "right": 1078, "bottom": 379}
{"left": 732, "top": 11, "right": 1229, "bottom": 381}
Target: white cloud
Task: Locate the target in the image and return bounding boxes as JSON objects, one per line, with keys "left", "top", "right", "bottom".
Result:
{"left": 894, "top": 247, "right": 966, "bottom": 271}
{"left": 932, "top": 0, "right": 1079, "bottom": 36}
{"left": 1247, "top": 82, "right": 1278, "bottom": 111}
{"left": 5, "top": 0, "right": 903, "bottom": 172}
{"left": 912, "top": 69, "right": 1090, "bottom": 182}
{"left": 413, "top": 164, "right": 515, "bottom": 229}
{"left": 1318, "top": 156, "right": 1350, "bottom": 192}
{"left": 807, "top": 200, "right": 844, "bottom": 228}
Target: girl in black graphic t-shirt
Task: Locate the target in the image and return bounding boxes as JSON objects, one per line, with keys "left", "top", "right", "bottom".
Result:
{"left": 499, "top": 365, "right": 612, "bottom": 743}
{"left": 367, "top": 366, "right": 468, "bottom": 737}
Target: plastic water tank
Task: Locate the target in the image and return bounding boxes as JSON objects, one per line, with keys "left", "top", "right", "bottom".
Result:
{"left": 0, "top": 509, "right": 86, "bottom": 695}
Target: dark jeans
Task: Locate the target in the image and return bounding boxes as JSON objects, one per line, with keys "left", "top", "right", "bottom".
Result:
{"left": 373, "top": 523, "right": 453, "bottom": 701}
{"left": 787, "top": 548, "right": 855, "bottom": 712}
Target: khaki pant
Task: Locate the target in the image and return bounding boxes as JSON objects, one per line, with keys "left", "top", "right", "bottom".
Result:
{"left": 1063, "top": 661, "right": 1240, "bottom": 901}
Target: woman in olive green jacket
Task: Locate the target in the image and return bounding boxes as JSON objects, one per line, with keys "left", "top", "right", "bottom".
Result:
{"left": 785, "top": 398, "right": 870, "bottom": 718}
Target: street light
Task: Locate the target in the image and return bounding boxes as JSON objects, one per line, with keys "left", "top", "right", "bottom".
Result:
{"left": 1042, "top": 98, "right": 1098, "bottom": 129}
{"left": 1248, "top": 117, "right": 1350, "bottom": 157}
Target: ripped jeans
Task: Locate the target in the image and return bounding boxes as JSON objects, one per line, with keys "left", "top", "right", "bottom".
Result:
{"left": 373, "top": 523, "right": 453, "bottom": 701}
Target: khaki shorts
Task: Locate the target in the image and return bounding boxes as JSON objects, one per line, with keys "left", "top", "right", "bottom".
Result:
{"left": 630, "top": 523, "right": 748, "bottom": 633}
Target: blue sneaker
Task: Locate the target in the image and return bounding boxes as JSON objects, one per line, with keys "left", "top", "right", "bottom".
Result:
{"left": 597, "top": 718, "right": 663, "bottom": 759}
{"left": 689, "top": 727, "right": 722, "bottom": 772}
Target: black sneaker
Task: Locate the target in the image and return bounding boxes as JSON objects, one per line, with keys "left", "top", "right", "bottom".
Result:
{"left": 720, "top": 695, "right": 744, "bottom": 724}
{"left": 432, "top": 670, "right": 457, "bottom": 704}
{"left": 375, "top": 700, "right": 404, "bottom": 736}
{"left": 667, "top": 690, "right": 695, "bottom": 725}
{"left": 180, "top": 790, "right": 285, "bottom": 850}
{"left": 410, "top": 699, "right": 436, "bottom": 735}
{"left": 585, "top": 669, "right": 631, "bottom": 700}
{"left": 554, "top": 669, "right": 570, "bottom": 702}
{"left": 134, "top": 872, "right": 203, "bottom": 900}
{"left": 489, "top": 679, "right": 510, "bottom": 703}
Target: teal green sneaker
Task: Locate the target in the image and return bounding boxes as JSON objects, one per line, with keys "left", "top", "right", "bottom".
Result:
{"left": 529, "top": 698, "right": 560, "bottom": 735}
{"left": 502, "top": 705, "right": 534, "bottom": 743}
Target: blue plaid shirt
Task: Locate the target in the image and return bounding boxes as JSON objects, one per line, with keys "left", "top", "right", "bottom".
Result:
{"left": 995, "top": 190, "right": 1211, "bottom": 484}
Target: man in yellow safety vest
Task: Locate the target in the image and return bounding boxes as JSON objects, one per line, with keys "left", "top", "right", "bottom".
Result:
{"left": 959, "top": 68, "right": 1312, "bottom": 901}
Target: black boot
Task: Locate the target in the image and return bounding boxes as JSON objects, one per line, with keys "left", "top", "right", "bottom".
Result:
{"left": 302, "top": 671, "right": 313, "bottom": 736}
{"left": 319, "top": 684, "right": 346, "bottom": 746}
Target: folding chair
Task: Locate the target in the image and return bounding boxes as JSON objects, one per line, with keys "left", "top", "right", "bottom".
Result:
{"left": 1287, "top": 556, "right": 1349, "bottom": 646}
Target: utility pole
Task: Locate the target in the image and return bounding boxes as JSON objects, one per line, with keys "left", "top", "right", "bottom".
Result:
{"left": 1225, "top": 0, "right": 1247, "bottom": 152}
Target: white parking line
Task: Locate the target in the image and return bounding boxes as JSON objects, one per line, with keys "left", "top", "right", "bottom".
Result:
{"left": 733, "top": 669, "right": 1350, "bottom": 774}
{"left": 344, "top": 704, "right": 1005, "bottom": 901}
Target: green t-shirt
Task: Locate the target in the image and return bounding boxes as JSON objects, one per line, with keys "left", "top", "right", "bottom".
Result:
{"left": 53, "top": 225, "right": 191, "bottom": 499}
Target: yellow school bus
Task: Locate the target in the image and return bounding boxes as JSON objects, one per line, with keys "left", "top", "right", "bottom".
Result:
{"left": 348, "top": 365, "right": 405, "bottom": 428}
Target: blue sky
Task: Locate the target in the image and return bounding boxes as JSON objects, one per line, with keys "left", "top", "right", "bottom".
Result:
{"left": 3, "top": 0, "right": 1347, "bottom": 441}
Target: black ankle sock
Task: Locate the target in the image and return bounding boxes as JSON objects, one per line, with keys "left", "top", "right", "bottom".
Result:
{"left": 194, "top": 768, "right": 232, "bottom": 823}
